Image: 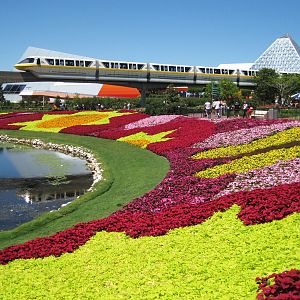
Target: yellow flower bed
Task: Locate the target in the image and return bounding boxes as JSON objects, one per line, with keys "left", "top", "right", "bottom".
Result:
{"left": 193, "top": 127, "right": 300, "bottom": 159}
{"left": 0, "top": 207, "right": 299, "bottom": 299}
{"left": 196, "top": 146, "right": 300, "bottom": 178}
{"left": 10, "top": 111, "right": 131, "bottom": 133}
{"left": 118, "top": 130, "right": 175, "bottom": 148}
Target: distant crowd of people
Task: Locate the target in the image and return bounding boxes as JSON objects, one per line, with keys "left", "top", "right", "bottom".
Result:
{"left": 203, "top": 100, "right": 254, "bottom": 119}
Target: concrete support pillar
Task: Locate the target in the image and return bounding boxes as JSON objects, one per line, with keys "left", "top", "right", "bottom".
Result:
{"left": 140, "top": 87, "right": 147, "bottom": 107}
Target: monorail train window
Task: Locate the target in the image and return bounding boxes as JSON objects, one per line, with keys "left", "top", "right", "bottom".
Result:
{"left": 80, "top": 61, "right": 84, "bottom": 67}
{"left": 177, "top": 66, "right": 184, "bottom": 72}
{"left": 199, "top": 68, "right": 205, "bottom": 73}
{"left": 228, "top": 70, "right": 234, "bottom": 74}
{"left": 129, "top": 63, "right": 137, "bottom": 70}
{"left": 55, "top": 59, "right": 59, "bottom": 66}
{"left": 102, "top": 62, "right": 110, "bottom": 68}
{"left": 85, "top": 61, "right": 92, "bottom": 67}
{"left": 206, "top": 68, "right": 213, "bottom": 74}
{"left": 153, "top": 65, "right": 159, "bottom": 71}
{"left": 214, "top": 69, "right": 221, "bottom": 74}
{"left": 138, "top": 64, "right": 144, "bottom": 70}
{"left": 46, "top": 59, "right": 54, "bottom": 65}
{"left": 111, "top": 63, "right": 119, "bottom": 68}
{"left": 161, "top": 65, "right": 168, "bottom": 71}
{"left": 120, "top": 63, "right": 128, "bottom": 69}
{"left": 169, "top": 66, "right": 176, "bottom": 72}
{"left": 222, "top": 69, "right": 228, "bottom": 74}
{"left": 19, "top": 58, "right": 35, "bottom": 64}
{"left": 65, "top": 60, "right": 75, "bottom": 66}
{"left": 59, "top": 60, "right": 64, "bottom": 66}
{"left": 242, "top": 70, "right": 248, "bottom": 76}
{"left": 76, "top": 60, "right": 79, "bottom": 67}
{"left": 185, "top": 67, "right": 191, "bottom": 72}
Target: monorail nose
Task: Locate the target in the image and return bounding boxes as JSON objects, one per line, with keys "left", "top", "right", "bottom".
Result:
{"left": 14, "top": 63, "right": 26, "bottom": 70}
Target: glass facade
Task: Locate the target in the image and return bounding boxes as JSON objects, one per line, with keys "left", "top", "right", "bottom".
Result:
{"left": 251, "top": 35, "right": 300, "bottom": 73}
{"left": 3, "top": 84, "right": 26, "bottom": 94}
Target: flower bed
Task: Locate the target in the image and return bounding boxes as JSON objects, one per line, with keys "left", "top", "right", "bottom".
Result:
{"left": 256, "top": 269, "right": 300, "bottom": 299}
{"left": 0, "top": 110, "right": 299, "bottom": 299}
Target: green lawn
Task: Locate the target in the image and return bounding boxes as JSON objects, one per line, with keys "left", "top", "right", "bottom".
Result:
{"left": 0, "top": 130, "right": 169, "bottom": 249}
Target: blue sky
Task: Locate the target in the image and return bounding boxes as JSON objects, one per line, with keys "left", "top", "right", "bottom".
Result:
{"left": 0, "top": 0, "right": 299, "bottom": 70}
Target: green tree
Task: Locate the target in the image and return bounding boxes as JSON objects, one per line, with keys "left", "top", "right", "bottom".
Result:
{"left": 219, "top": 79, "right": 239, "bottom": 105}
{"left": 275, "top": 73, "right": 300, "bottom": 101}
{"left": 145, "top": 85, "right": 187, "bottom": 115}
{"left": 254, "top": 68, "right": 279, "bottom": 104}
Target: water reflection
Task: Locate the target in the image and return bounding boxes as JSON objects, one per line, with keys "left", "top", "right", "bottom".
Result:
{"left": 0, "top": 143, "right": 93, "bottom": 231}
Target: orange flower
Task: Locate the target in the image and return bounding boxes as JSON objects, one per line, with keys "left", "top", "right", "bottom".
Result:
{"left": 37, "top": 114, "right": 109, "bottom": 128}
{"left": 124, "top": 139, "right": 150, "bottom": 148}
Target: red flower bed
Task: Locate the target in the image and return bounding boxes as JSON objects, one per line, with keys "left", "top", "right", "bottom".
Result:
{"left": 0, "top": 111, "right": 299, "bottom": 275}
{"left": 1, "top": 182, "right": 299, "bottom": 264}
{"left": 0, "top": 112, "right": 44, "bottom": 129}
{"left": 88, "top": 117, "right": 215, "bottom": 155}
{"left": 256, "top": 269, "right": 300, "bottom": 299}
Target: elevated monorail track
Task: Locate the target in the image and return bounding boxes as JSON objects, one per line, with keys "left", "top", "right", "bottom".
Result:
{"left": 1, "top": 51, "right": 259, "bottom": 105}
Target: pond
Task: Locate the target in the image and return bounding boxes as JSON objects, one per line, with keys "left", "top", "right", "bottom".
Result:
{"left": 0, "top": 142, "right": 93, "bottom": 231}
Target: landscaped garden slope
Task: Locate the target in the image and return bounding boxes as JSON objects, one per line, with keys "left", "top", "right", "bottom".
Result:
{"left": 0, "top": 130, "right": 169, "bottom": 249}
{"left": 0, "top": 110, "right": 299, "bottom": 299}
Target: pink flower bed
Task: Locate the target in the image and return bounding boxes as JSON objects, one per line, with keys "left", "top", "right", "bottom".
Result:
{"left": 195, "top": 121, "right": 300, "bottom": 150}
{"left": 216, "top": 158, "right": 300, "bottom": 197}
{"left": 124, "top": 115, "right": 179, "bottom": 129}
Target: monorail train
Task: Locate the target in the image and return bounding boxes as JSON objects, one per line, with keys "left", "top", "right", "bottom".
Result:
{"left": 15, "top": 56, "right": 258, "bottom": 87}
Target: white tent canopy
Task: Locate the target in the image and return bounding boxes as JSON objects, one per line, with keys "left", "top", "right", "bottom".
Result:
{"left": 291, "top": 93, "right": 300, "bottom": 99}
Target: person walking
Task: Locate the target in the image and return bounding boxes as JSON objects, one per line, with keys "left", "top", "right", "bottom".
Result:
{"left": 234, "top": 101, "right": 240, "bottom": 117}
{"left": 204, "top": 101, "right": 212, "bottom": 118}
{"left": 242, "top": 101, "right": 248, "bottom": 118}
{"left": 214, "top": 100, "right": 221, "bottom": 118}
